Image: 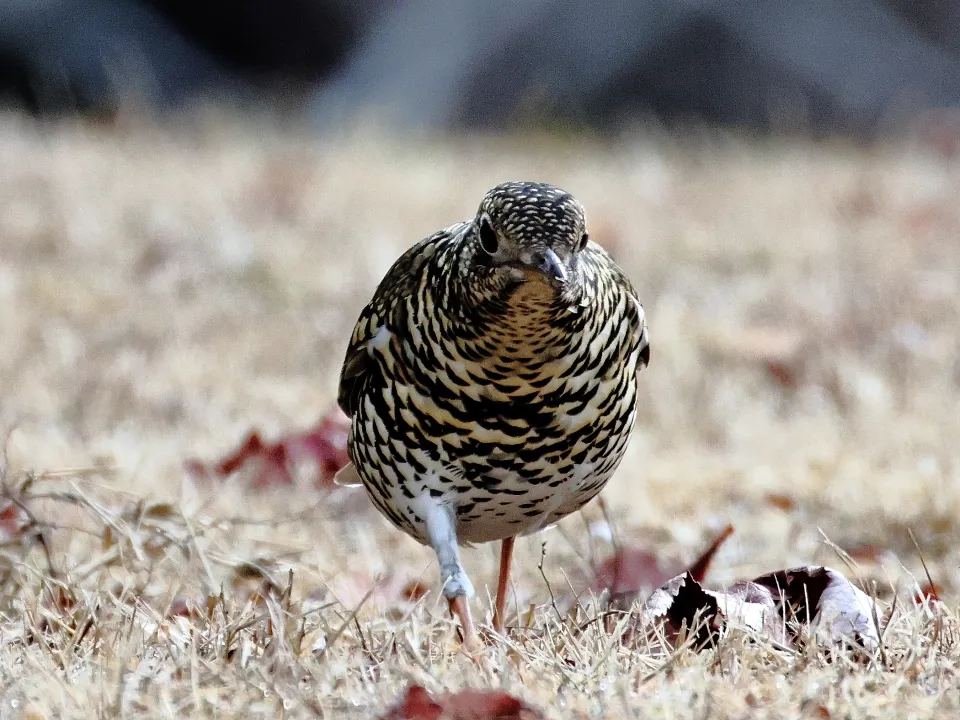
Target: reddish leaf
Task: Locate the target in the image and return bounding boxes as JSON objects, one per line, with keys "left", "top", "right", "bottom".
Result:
{"left": 687, "top": 524, "right": 734, "bottom": 583}
{"left": 594, "top": 525, "right": 734, "bottom": 607}
{"left": 705, "top": 326, "right": 804, "bottom": 376}
{"left": 844, "top": 544, "right": 888, "bottom": 563}
{"left": 48, "top": 586, "right": 77, "bottom": 613}
{"left": 185, "top": 406, "right": 351, "bottom": 490}
{"left": 215, "top": 432, "right": 280, "bottom": 479}
{"left": 401, "top": 580, "right": 430, "bottom": 603}
{"left": 35, "top": 586, "right": 81, "bottom": 636}
{"left": 383, "top": 686, "right": 442, "bottom": 720}
{"left": 382, "top": 685, "right": 544, "bottom": 720}
{"left": 764, "top": 493, "right": 796, "bottom": 512}
{"left": 185, "top": 430, "right": 290, "bottom": 488}
{"left": 592, "top": 546, "right": 667, "bottom": 597}
{"left": 766, "top": 360, "right": 800, "bottom": 389}
{"left": 913, "top": 582, "right": 941, "bottom": 605}
{"left": 0, "top": 501, "right": 27, "bottom": 541}
{"left": 167, "top": 595, "right": 203, "bottom": 620}
{"left": 291, "top": 410, "right": 352, "bottom": 490}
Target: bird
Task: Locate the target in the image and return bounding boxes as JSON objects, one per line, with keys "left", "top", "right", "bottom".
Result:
{"left": 335, "top": 181, "right": 650, "bottom": 650}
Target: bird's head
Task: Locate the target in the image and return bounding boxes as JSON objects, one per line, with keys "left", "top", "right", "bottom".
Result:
{"left": 462, "top": 181, "right": 589, "bottom": 298}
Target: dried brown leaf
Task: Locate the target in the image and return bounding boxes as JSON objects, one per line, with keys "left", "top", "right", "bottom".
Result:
{"left": 167, "top": 595, "right": 203, "bottom": 620}
{"left": 184, "top": 406, "right": 351, "bottom": 490}
{"left": 704, "top": 326, "right": 806, "bottom": 388}
{"left": 0, "top": 501, "right": 27, "bottom": 541}
{"left": 640, "top": 572, "right": 722, "bottom": 647}
{"left": 752, "top": 566, "right": 879, "bottom": 649}
{"left": 382, "top": 685, "right": 545, "bottom": 720}
{"left": 687, "top": 524, "right": 734, "bottom": 583}
{"left": 764, "top": 493, "right": 796, "bottom": 512}
{"left": 400, "top": 580, "right": 430, "bottom": 603}
{"left": 592, "top": 546, "right": 668, "bottom": 598}
{"left": 639, "top": 565, "right": 879, "bottom": 652}
{"left": 598, "top": 525, "right": 734, "bottom": 609}
{"left": 913, "top": 582, "right": 941, "bottom": 605}
{"left": 139, "top": 502, "right": 178, "bottom": 521}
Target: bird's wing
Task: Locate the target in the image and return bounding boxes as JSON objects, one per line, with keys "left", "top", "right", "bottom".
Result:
{"left": 628, "top": 292, "right": 651, "bottom": 370}
{"left": 337, "top": 223, "right": 466, "bottom": 417}
{"left": 611, "top": 262, "right": 650, "bottom": 371}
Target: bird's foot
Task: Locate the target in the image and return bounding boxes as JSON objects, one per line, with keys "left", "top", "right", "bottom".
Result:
{"left": 448, "top": 595, "right": 485, "bottom": 655}
{"left": 459, "top": 633, "right": 486, "bottom": 657}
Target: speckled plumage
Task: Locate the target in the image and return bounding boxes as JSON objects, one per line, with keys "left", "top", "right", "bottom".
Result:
{"left": 337, "top": 181, "right": 649, "bottom": 636}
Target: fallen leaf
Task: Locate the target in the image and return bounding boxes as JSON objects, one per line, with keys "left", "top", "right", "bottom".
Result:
{"left": 752, "top": 566, "right": 879, "bottom": 649}
{"left": 597, "top": 525, "right": 734, "bottom": 609}
{"left": 913, "top": 582, "right": 941, "bottom": 605}
{"left": 185, "top": 406, "right": 351, "bottom": 490}
{"left": 231, "top": 561, "right": 282, "bottom": 606}
{"left": 34, "top": 585, "right": 81, "bottom": 636}
{"left": 640, "top": 572, "right": 724, "bottom": 647}
{"left": 843, "top": 543, "right": 889, "bottom": 564}
{"left": 592, "top": 546, "right": 667, "bottom": 598}
{"left": 0, "top": 501, "right": 27, "bottom": 541}
{"left": 639, "top": 572, "right": 782, "bottom": 647}
{"left": 381, "top": 685, "right": 544, "bottom": 720}
{"left": 401, "top": 580, "right": 430, "bottom": 603}
{"left": 383, "top": 686, "right": 441, "bottom": 720}
{"left": 765, "top": 360, "right": 800, "bottom": 389}
{"left": 294, "top": 410, "right": 352, "bottom": 489}
{"left": 710, "top": 580, "right": 784, "bottom": 641}
{"left": 638, "top": 565, "right": 879, "bottom": 652}
{"left": 139, "top": 502, "right": 178, "bottom": 521}
{"left": 167, "top": 595, "right": 203, "bottom": 620}
{"left": 703, "top": 326, "right": 806, "bottom": 389}
{"left": 687, "top": 525, "right": 734, "bottom": 583}
{"left": 764, "top": 493, "right": 796, "bottom": 512}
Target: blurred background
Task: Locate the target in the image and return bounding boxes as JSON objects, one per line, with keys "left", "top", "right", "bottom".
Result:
{"left": 2, "top": 0, "right": 960, "bottom": 134}
{"left": 2, "top": 0, "right": 960, "bottom": 669}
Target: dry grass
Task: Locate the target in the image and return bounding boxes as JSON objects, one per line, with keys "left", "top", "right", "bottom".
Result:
{"left": 1, "top": 112, "right": 959, "bottom": 718}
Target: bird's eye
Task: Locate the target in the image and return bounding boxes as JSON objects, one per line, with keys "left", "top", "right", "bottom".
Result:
{"left": 479, "top": 218, "right": 499, "bottom": 254}
{"left": 578, "top": 232, "right": 589, "bottom": 251}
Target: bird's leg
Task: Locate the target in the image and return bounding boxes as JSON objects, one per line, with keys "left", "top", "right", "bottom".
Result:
{"left": 492, "top": 536, "right": 515, "bottom": 634}
{"left": 447, "top": 595, "right": 479, "bottom": 651}
{"left": 421, "top": 497, "right": 481, "bottom": 651}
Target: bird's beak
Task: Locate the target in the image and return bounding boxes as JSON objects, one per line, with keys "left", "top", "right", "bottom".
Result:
{"left": 538, "top": 248, "right": 568, "bottom": 285}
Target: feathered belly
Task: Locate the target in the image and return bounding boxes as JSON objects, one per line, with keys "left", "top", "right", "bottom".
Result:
{"left": 350, "top": 361, "right": 639, "bottom": 544}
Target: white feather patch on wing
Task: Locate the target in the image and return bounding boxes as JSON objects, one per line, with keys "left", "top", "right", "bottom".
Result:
{"left": 333, "top": 462, "right": 363, "bottom": 488}
{"left": 368, "top": 325, "right": 393, "bottom": 354}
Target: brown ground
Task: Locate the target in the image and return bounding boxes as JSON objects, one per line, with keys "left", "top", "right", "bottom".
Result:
{"left": 1, "top": 113, "right": 959, "bottom": 718}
